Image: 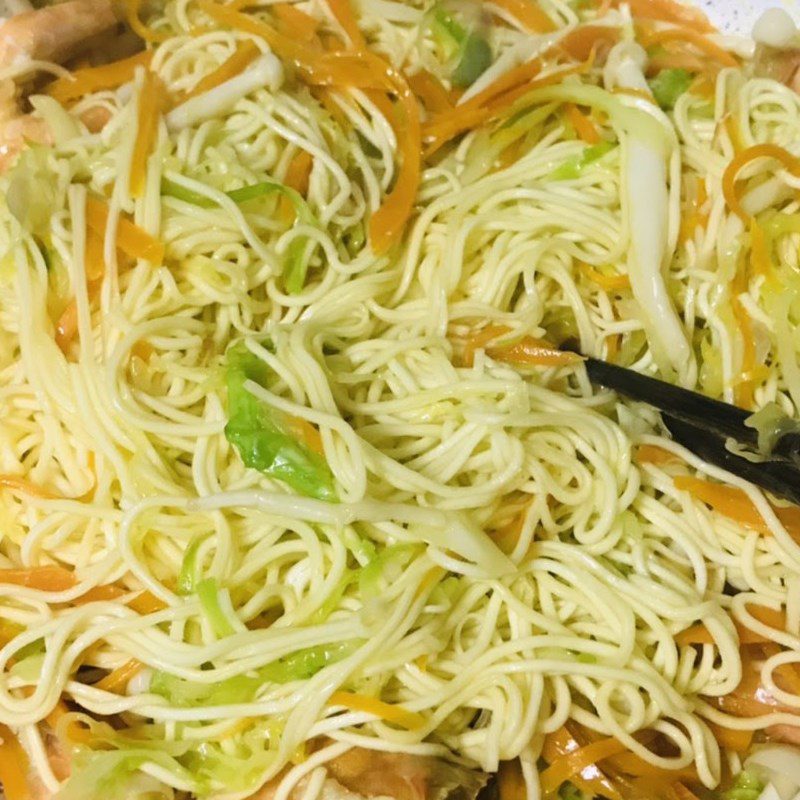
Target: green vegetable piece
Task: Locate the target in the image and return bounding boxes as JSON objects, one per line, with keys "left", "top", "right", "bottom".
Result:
{"left": 260, "top": 641, "right": 359, "bottom": 683}
{"left": 161, "top": 178, "right": 319, "bottom": 293}
{"left": 6, "top": 146, "right": 58, "bottom": 236}
{"left": 452, "top": 34, "right": 492, "bottom": 88}
{"left": 550, "top": 141, "right": 614, "bottom": 180}
{"left": 151, "top": 669, "right": 261, "bottom": 707}
{"left": 721, "top": 771, "right": 764, "bottom": 800}
{"left": 161, "top": 178, "right": 215, "bottom": 207}
{"left": 224, "top": 341, "right": 337, "bottom": 500}
{"left": 177, "top": 537, "right": 204, "bottom": 595}
{"left": 196, "top": 578, "right": 236, "bottom": 638}
{"left": 152, "top": 642, "right": 359, "bottom": 708}
{"left": 559, "top": 782, "right": 590, "bottom": 800}
{"left": 433, "top": 7, "right": 467, "bottom": 57}
{"left": 648, "top": 68, "right": 692, "bottom": 110}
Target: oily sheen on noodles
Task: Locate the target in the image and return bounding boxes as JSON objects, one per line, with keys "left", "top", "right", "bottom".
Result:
{"left": 2, "top": 0, "right": 800, "bottom": 798}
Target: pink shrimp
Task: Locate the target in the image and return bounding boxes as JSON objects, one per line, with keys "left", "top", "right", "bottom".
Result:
{"left": 0, "top": 0, "right": 121, "bottom": 171}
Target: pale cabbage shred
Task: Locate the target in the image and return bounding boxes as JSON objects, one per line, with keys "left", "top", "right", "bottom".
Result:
{"left": 1, "top": 0, "right": 800, "bottom": 798}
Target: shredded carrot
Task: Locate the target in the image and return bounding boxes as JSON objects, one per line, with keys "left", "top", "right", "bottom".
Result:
{"left": 559, "top": 25, "right": 620, "bottom": 62}
{"left": 124, "top": 0, "right": 171, "bottom": 42}
{"left": 708, "top": 722, "right": 753, "bottom": 752}
{"left": 85, "top": 198, "right": 165, "bottom": 264}
{"left": 490, "top": 336, "right": 581, "bottom": 367}
{"left": 0, "top": 566, "right": 76, "bottom": 592}
{"left": 540, "top": 737, "right": 627, "bottom": 795}
{"left": 605, "top": 333, "right": 619, "bottom": 362}
{"left": 723, "top": 144, "right": 800, "bottom": 223}
{"left": 623, "top": 0, "right": 716, "bottom": 32}
{"left": 0, "top": 475, "right": 58, "bottom": 499}
{"left": 197, "top": 0, "right": 419, "bottom": 254}
{"left": 580, "top": 261, "right": 630, "bottom": 290}
{"left": 424, "top": 57, "right": 592, "bottom": 156}
{"left": 328, "top": 691, "right": 425, "bottom": 730}
{"left": 0, "top": 724, "right": 31, "bottom": 800}
{"left": 55, "top": 281, "right": 100, "bottom": 356}
{"left": 127, "top": 590, "right": 168, "bottom": 614}
{"left": 77, "top": 583, "right": 166, "bottom": 613}
{"left": 603, "top": 750, "right": 697, "bottom": 780}
{"left": 677, "top": 604, "right": 787, "bottom": 647}
{"left": 408, "top": 69, "right": 453, "bottom": 114}
{"left": 689, "top": 73, "right": 716, "bottom": 98}
{"left": 130, "top": 71, "right": 167, "bottom": 198}
{"left": 94, "top": 659, "right": 143, "bottom": 693}
{"left": 565, "top": 103, "right": 601, "bottom": 144}
{"left": 750, "top": 219, "right": 771, "bottom": 277}
{"left": 491, "top": 0, "right": 555, "bottom": 33}
{"left": 498, "top": 758, "right": 526, "bottom": 800}
{"left": 731, "top": 297, "right": 756, "bottom": 410}
{"left": 273, "top": 3, "right": 318, "bottom": 42}
{"left": 679, "top": 178, "right": 709, "bottom": 244}
{"left": 639, "top": 27, "right": 737, "bottom": 68}
{"left": 326, "top": 0, "right": 365, "bottom": 48}
{"left": 285, "top": 416, "right": 325, "bottom": 456}
{"left": 724, "top": 114, "right": 744, "bottom": 156}
{"left": 284, "top": 149, "right": 313, "bottom": 197}
{"left": 182, "top": 40, "right": 261, "bottom": 102}
{"left": 542, "top": 726, "right": 622, "bottom": 800}
{"left": 648, "top": 52, "right": 709, "bottom": 74}
{"left": 48, "top": 51, "right": 153, "bottom": 104}
{"left": 635, "top": 444, "right": 680, "bottom": 465}
{"left": 674, "top": 475, "right": 800, "bottom": 544}
{"left": 669, "top": 783, "right": 703, "bottom": 800}
{"left": 85, "top": 229, "right": 106, "bottom": 282}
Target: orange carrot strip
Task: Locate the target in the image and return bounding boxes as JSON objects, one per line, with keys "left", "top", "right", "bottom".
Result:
{"left": 624, "top": 0, "right": 715, "bottom": 32}
{"left": 580, "top": 261, "right": 630, "bottom": 290}
{"left": 612, "top": 86, "right": 656, "bottom": 103}
{"left": 127, "top": 590, "right": 168, "bottom": 614}
{"left": 708, "top": 722, "right": 753, "bottom": 752}
{"left": 130, "top": 70, "right": 167, "bottom": 198}
{"left": 498, "top": 759, "right": 526, "bottom": 800}
{"left": 648, "top": 52, "right": 709, "bottom": 74}
{"left": 0, "top": 567, "right": 75, "bottom": 591}
{"left": 542, "top": 727, "right": 623, "bottom": 800}
{"left": 124, "top": 0, "right": 170, "bottom": 42}
{"left": 48, "top": 51, "right": 153, "bottom": 104}
{"left": 85, "top": 198, "right": 164, "bottom": 264}
{"left": 675, "top": 475, "right": 800, "bottom": 543}
{"left": 94, "top": 659, "right": 143, "bottom": 693}
{"left": 566, "top": 103, "right": 601, "bottom": 144}
{"left": 489, "top": 337, "right": 580, "bottom": 367}
{"left": 273, "top": 3, "right": 318, "bottom": 42}
{"left": 636, "top": 444, "right": 680, "bottom": 465}
{"left": 750, "top": 219, "right": 771, "bottom": 277}
{"left": 0, "top": 724, "right": 31, "bottom": 800}
{"left": 723, "top": 144, "right": 800, "bottom": 223}
{"left": 640, "top": 27, "right": 737, "bottom": 67}
{"left": 540, "top": 737, "right": 627, "bottom": 795}
{"left": 285, "top": 416, "right": 325, "bottom": 456}
{"left": 491, "top": 0, "right": 555, "bottom": 33}
{"left": 559, "top": 25, "right": 620, "bottom": 62}
{"left": 85, "top": 229, "right": 106, "bottom": 282}
{"left": 0, "top": 475, "right": 58, "bottom": 499}
{"left": 328, "top": 691, "right": 425, "bottom": 730}
{"left": 183, "top": 39, "right": 261, "bottom": 102}
{"left": 326, "top": 0, "right": 365, "bottom": 48}
{"left": 408, "top": 69, "right": 454, "bottom": 114}
{"left": 284, "top": 149, "right": 313, "bottom": 196}
{"left": 197, "top": 0, "right": 419, "bottom": 253}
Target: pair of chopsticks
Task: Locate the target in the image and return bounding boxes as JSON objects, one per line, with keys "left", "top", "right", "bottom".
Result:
{"left": 584, "top": 358, "right": 800, "bottom": 506}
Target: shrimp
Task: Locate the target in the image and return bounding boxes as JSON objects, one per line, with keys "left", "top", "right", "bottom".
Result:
{"left": 246, "top": 746, "right": 487, "bottom": 800}
{"left": 0, "top": 0, "right": 121, "bottom": 170}
{"left": 0, "top": 0, "right": 118, "bottom": 67}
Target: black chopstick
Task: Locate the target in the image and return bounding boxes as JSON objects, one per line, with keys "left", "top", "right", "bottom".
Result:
{"left": 583, "top": 357, "right": 800, "bottom": 505}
